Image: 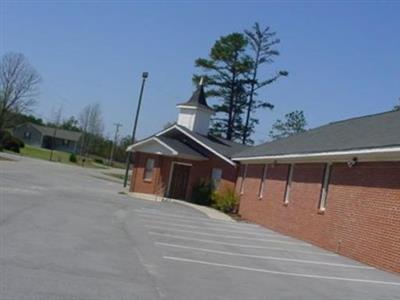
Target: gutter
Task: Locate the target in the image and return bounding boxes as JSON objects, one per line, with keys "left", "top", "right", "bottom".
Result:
{"left": 232, "top": 146, "right": 400, "bottom": 164}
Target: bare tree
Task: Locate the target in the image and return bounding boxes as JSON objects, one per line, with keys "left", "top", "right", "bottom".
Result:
{"left": 78, "top": 102, "right": 104, "bottom": 157}
{"left": 87, "top": 102, "right": 104, "bottom": 136}
{"left": 0, "top": 53, "right": 41, "bottom": 129}
{"left": 394, "top": 98, "right": 400, "bottom": 111}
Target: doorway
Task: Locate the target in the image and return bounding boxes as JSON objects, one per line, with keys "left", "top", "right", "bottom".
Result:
{"left": 167, "top": 162, "right": 191, "bottom": 200}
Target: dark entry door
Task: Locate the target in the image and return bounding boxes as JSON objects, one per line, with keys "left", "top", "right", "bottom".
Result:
{"left": 168, "top": 163, "right": 191, "bottom": 200}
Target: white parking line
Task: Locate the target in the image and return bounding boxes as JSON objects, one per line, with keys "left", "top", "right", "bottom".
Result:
{"left": 137, "top": 212, "right": 273, "bottom": 233}
{"left": 163, "top": 256, "right": 400, "bottom": 286}
{"left": 138, "top": 216, "right": 285, "bottom": 237}
{"left": 136, "top": 209, "right": 259, "bottom": 227}
{"left": 156, "top": 242, "right": 373, "bottom": 269}
{"left": 146, "top": 225, "right": 308, "bottom": 246}
{"left": 149, "top": 232, "right": 337, "bottom": 256}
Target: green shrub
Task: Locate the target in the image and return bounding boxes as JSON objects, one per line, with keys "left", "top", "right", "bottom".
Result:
{"left": 69, "top": 153, "right": 77, "bottom": 163}
{"left": 0, "top": 131, "right": 24, "bottom": 152}
{"left": 4, "top": 138, "right": 20, "bottom": 153}
{"left": 0, "top": 130, "right": 11, "bottom": 146}
{"left": 211, "top": 188, "right": 239, "bottom": 213}
{"left": 3, "top": 136, "right": 24, "bottom": 153}
{"left": 191, "top": 179, "right": 213, "bottom": 206}
{"left": 19, "top": 139, "right": 25, "bottom": 148}
{"left": 94, "top": 158, "right": 104, "bottom": 164}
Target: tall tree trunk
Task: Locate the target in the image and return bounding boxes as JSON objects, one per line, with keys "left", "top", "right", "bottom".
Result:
{"left": 226, "top": 75, "right": 236, "bottom": 140}
{"left": 227, "top": 53, "right": 239, "bottom": 141}
{"left": 242, "top": 50, "right": 260, "bottom": 145}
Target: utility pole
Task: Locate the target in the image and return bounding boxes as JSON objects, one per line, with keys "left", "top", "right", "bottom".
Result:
{"left": 109, "top": 122, "right": 122, "bottom": 166}
{"left": 123, "top": 72, "right": 149, "bottom": 188}
{"left": 49, "top": 105, "right": 63, "bottom": 161}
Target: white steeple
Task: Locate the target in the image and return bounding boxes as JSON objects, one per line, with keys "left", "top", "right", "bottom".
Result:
{"left": 176, "top": 79, "right": 214, "bottom": 135}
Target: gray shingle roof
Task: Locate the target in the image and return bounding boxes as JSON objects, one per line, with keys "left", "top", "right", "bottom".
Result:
{"left": 29, "top": 123, "right": 82, "bottom": 142}
{"left": 129, "top": 123, "right": 251, "bottom": 163}
{"left": 175, "top": 124, "right": 251, "bottom": 158}
{"left": 157, "top": 136, "right": 206, "bottom": 159}
{"left": 234, "top": 110, "right": 400, "bottom": 159}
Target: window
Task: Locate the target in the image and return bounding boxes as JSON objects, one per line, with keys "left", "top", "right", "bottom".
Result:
{"left": 144, "top": 158, "right": 155, "bottom": 181}
{"left": 63, "top": 139, "right": 69, "bottom": 146}
{"left": 284, "top": 164, "right": 294, "bottom": 204}
{"left": 319, "top": 163, "right": 332, "bottom": 211}
{"left": 258, "top": 164, "right": 268, "bottom": 199}
{"left": 24, "top": 131, "right": 31, "bottom": 139}
{"left": 240, "top": 164, "right": 248, "bottom": 195}
{"left": 211, "top": 168, "right": 222, "bottom": 189}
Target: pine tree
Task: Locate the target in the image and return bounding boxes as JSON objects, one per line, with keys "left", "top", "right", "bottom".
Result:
{"left": 193, "top": 33, "right": 253, "bottom": 141}
{"left": 241, "top": 23, "right": 288, "bottom": 144}
{"left": 269, "top": 110, "right": 307, "bottom": 140}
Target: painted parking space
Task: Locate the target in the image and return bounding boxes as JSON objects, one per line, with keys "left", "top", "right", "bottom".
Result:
{"left": 133, "top": 208, "right": 400, "bottom": 291}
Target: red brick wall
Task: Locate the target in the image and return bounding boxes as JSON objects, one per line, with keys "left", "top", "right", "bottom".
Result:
{"left": 130, "top": 151, "right": 237, "bottom": 200}
{"left": 237, "top": 161, "right": 400, "bottom": 273}
{"left": 130, "top": 153, "right": 163, "bottom": 195}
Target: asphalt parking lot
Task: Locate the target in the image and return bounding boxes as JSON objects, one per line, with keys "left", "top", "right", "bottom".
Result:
{"left": 1, "top": 153, "right": 399, "bottom": 300}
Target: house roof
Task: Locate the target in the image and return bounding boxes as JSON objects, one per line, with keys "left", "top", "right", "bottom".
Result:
{"left": 177, "top": 84, "right": 213, "bottom": 111}
{"left": 23, "top": 123, "right": 82, "bottom": 142}
{"left": 233, "top": 110, "right": 400, "bottom": 160}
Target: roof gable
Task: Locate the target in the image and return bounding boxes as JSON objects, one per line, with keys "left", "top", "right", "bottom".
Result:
{"left": 154, "top": 124, "right": 251, "bottom": 166}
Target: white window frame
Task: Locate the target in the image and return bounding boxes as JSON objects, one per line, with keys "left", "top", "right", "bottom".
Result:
{"left": 143, "top": 158, "right": 155, "bottom": 181}
{"left": 258, "top": 164, "right": 268, "bottom": 199}
{"left": 284, "top": 164, "right": 294, "bottom": 204}
{"left": 319, "top": 163, "right": 332, "bottom": 211}
{"left": 24, "top": 131, "right": 31, "bottom": 139}
{"left": 240, "top": 164, "right": 248, "bottom": 195}
{"left": 211, "top": 168, "right": 223, "bottom": 189}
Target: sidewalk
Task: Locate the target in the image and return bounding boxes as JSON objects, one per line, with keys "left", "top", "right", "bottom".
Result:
{"left": 124, "top": 191, "right": 235, "bottom": 222}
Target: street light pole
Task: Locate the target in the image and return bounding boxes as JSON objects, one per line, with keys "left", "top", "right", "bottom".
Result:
{"left": 123, "top": 72, "right": 149, "bottom": 187}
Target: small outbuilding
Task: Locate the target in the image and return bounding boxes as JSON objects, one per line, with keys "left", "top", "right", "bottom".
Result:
{"left": 13, "top": 122, "right": 82, "bottom": 153}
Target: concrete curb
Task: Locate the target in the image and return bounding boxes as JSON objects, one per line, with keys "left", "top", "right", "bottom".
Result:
{"left": 122, "top": 191, "right": 235, "bottom": 222}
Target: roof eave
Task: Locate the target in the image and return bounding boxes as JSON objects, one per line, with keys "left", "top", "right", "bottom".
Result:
{"left": 176, "top": 104, "right": 214, "bottom": 113}
{"left": 233, "top": 146, "right": 400, "bottom": 164}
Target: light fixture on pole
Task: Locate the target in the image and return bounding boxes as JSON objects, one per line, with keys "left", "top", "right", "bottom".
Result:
{"left": 123, "top": 72, "right": 149, "bottom": 187}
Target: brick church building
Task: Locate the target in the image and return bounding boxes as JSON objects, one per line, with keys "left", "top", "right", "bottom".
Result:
{"left": 127, "top": 81, "right": 248, "bottom": 201}
{"left": 127, "top": 81, "right": 399, "bottom": 273}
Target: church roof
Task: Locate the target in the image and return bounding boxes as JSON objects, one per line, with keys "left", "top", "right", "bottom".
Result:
{"left": 233, "top": 109, "right": 400, "bottom": 161}
{"left": 177, "top": 83, "right": 213, "bottom": 111}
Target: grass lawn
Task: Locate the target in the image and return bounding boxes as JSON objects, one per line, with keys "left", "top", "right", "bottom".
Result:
{"left": 16, "top": 145, "right": 110, "bottom": 169}
{"left": 20, "top": 145, "right": 70, "bottom": 162}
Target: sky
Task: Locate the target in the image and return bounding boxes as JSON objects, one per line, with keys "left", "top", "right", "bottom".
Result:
{"left": 2, "top": 1, "right": 399, "bottom": 143}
